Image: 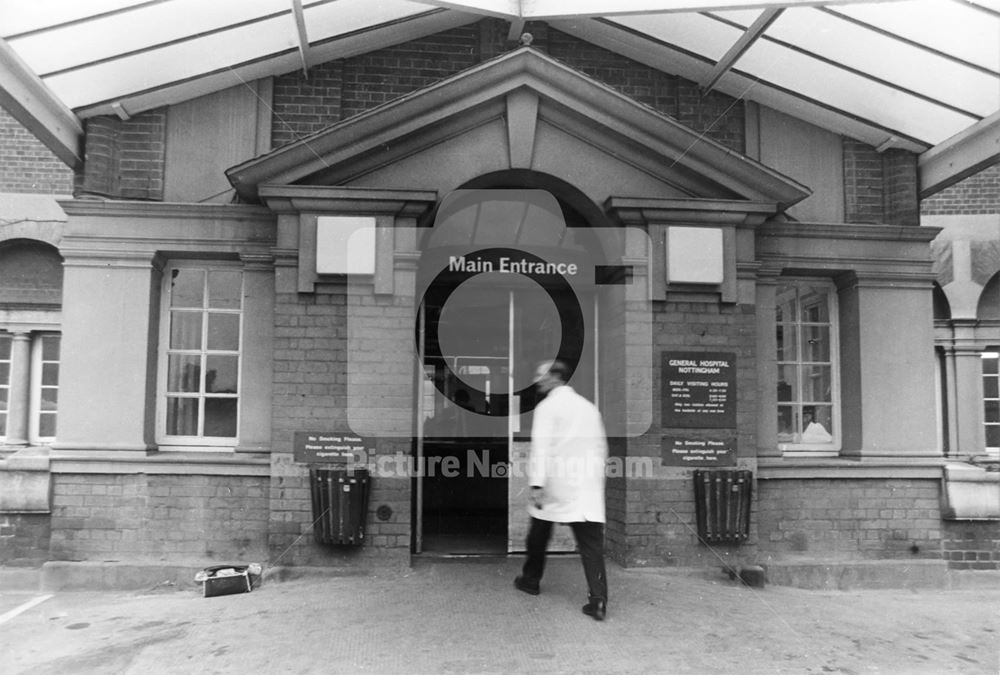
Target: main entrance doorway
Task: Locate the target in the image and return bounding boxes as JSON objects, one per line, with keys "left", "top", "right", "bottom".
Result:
{"left": 416, "top": 280, "right": 596, "bottom": 554}
{"left": 413, "top": 189, "right": 601, "bottom": 555}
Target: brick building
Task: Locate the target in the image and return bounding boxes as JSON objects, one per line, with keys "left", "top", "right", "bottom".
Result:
{"left": 1, "top": 5, "right": 998, "bottom": 585}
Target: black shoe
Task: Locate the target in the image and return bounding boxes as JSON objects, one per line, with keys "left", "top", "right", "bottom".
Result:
{"left": 514, "top": 576, "right": 540, "bottom": 595}
{"left": 582, "top": 599, "right": 606, "bottom": 621}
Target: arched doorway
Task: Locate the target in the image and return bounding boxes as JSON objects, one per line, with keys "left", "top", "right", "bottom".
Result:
{"left": 413, "top": 174, "right": 614, "bottom": 555}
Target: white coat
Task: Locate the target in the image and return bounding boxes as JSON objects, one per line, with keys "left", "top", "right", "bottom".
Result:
{"left": 527, "top": 385, "right": 608, "bottom": 523}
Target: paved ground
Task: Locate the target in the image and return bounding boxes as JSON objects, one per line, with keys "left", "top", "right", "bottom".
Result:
{"left": 1, "top": 558, "right": 998, "bottom": 674}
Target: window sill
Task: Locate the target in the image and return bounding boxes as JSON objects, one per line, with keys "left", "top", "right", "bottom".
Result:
{"left": 49, "top": 448, "right": 270, "bottom": 476}
{"left": 758, "top": 455, "right": 944, "bottom": 480}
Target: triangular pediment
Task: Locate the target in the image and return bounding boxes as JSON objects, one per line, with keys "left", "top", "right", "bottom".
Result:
{"left": 226, "top": 47, "right": 809, "bottom": 210}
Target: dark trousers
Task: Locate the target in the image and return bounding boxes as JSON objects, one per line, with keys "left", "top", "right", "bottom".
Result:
{"left": 521, "top": 517, "right": 608, "bottom": 603}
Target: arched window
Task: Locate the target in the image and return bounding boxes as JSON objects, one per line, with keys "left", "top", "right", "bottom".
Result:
{"left": 0, "top": 239, "right": 63, "bottom": 445}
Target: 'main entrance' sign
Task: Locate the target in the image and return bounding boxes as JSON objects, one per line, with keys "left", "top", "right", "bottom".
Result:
{"left": 662, "top": 351, "right": 737, "bottom": 428}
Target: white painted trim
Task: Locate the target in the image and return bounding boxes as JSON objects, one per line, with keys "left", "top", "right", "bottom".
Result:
{"left": 0, "top": 595, "right": 53, "bottom": 626}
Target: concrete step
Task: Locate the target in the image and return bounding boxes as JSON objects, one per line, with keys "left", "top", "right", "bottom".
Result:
{"left": 5, "top": 558, "right": 998, "bottom": 592}
{"left": 762, "top": 558, "right": 951, "bottom": 590}
{"left": 0, "top": 565, "right": 41, "bottom": 591}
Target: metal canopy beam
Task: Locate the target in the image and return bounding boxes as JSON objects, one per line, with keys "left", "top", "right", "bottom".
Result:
{"left": 291, "top": 0, "right": 310, "bottom": 76}
{"left": 700, "top": 8, "right": 783, "bottom": 92}
{"left": 0, "top": 37, "right": 82, "bottom": 168}
{"left": 919, "top": 111, "right": 1000, "bottom": 198}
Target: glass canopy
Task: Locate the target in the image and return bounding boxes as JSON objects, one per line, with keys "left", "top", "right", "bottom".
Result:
{"left": 1, "top": 0, "right": 997, "bottom": 153}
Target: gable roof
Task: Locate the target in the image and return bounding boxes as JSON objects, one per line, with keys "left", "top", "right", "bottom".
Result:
{"left": 225, "top": 46, "right": 810, "bottom": 209}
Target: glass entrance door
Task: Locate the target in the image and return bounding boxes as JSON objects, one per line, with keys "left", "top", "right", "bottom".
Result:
{"left": 416, "top": 273, "right": 594, "bottom": 554}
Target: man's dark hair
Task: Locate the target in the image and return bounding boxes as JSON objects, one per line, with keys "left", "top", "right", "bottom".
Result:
{"left": 548, "top": 360, "right": 573, "bottom": 383}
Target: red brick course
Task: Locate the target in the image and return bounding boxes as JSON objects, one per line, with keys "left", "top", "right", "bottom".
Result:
{"left": 942, "top": 520, "right": 1000, "bottom": 570}
{"left": 757, "top": 479, "right": 944, "bottom": 560}
{"left": 50, "top": 474, "right": 269, "bottom": 562}
{"left": 922, "top": 165, "right": 1000, "bottom": 216}
{"left": 76, "top": 110, "right": 166, "bottom": 200}
{"left": 0, "top": 108, "right": 73, "bottom": 194}
{"left": 0, "top": 514, "right": 51, "bottom": 565}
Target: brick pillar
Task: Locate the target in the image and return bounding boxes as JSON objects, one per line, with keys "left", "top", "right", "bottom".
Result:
{"left": 78, "top": 116, "right": 121, "bottom": 197}
{"left": 76, "top": 111, "right": 166, "bottom": 201}
{"left": 118, "top": 109, "right": 166, "bottom": 200}
{"left": 882, "top": 149, "right": 920, "bottom": 226}
{"left": 843, "top": 139, "right": 883, "bottom": 224}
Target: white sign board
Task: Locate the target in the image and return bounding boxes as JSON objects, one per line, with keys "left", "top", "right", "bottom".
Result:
{"left": 316, "top": 216, "right": 376, "bottom": 275}
{"left": 667, "top": 226, "right": 723, "bottom": 284}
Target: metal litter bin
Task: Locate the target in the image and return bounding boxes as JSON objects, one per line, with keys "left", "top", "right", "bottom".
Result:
{"left": 693, "top": 469, "right": 752, "bottom": 544}
{"left": 310, "top": 468, "right": 370, "bottom": 545}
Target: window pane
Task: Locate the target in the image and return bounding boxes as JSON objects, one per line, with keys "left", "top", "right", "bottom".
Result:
{"left": 168, "top": 354, "right": 201, "bottom": 393}
{"left": 0, "top": 412, "right": 6, "bottom": 436}
{"left": 42, "top": 362, "right": 59, "bottom": 386}
{"left": 777, "top": 405, "right": 795, "bottom": 439}
{"left": 805, "top": 366, "right": 832, "bottom": 402}
{"left": 205, "top": 355, "right": 238, "bottom": 393}
{"left": 0, "top": 388, "right": 7, "bottom": 407}
{"left": 203, "top": 398, "right": 237, "bottom": 437}
{"left": 802, "top": 405, "right": 834, "bottom": 443}
{"left": 777, "top": 365, "right": 797, "bottom": 401}
{"left": 0, "top": 363, "right": 8, "bottom": 384}
{"left": 170, "top": 268, "right": 205, "bottom": 308}
{"left": 985, "top": 400, "right": 1000, "bottom": 423}
{"left": 208, "top": 270, "right": 242, "bottom": 309}
{"left": 984, "top": 354, "right": 999, "bottom": 375}
{"left": 800, "top": 287, "right": 830, "bottom": 322}
{"left": 170, "top": 311, "right": 203, "bottom": 349}
{"left": 42, "top": 335, "right": 59, "bottom": 360}
{"left": 38, "top": 413, "right": 56, "bottom": 438}
{"left": 987, "top": 424, "right": 1000, "bottom": 448}
{"left": 40, "top": 389, "right": 58, "bottom": 410}
{"left": 207, "top": 313, "right": 239, "bottom": 351}
{"left": 167, "top": 397, "right": 199, "bottom": 436}
{"left": 986, "top": 377, "right": 999, "bottom": 399}
{"left": 0, "top": 335, "right": 11, "bottom": 360}
{"left": 803, "top": 325, "right": 830, "bottom": 362}
{"left": 776, "top": 323, "right": 797, "bottom": 361}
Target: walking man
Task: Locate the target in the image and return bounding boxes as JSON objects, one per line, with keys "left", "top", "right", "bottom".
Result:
{"left": 514, "top": 360, "right": 609, "bottom": 621}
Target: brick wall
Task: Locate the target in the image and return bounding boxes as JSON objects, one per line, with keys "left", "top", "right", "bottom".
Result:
{"left": 49, "top": 474, "right": 269, "bottom": 562}
{"left": 922, "top": 164, "right": 1000, "bottom": 216}
{"left": 882, "top": 149, "right": 920, "bottom": 226}
{"left": 75, "top": 110, "right": 166, "bottom": 200}
{"left": 756, "top": 478, "right": 943, "bottom": 560}
{"left": 548, "top": 29, "right": 744, "bottom": 153}
{"left": 942, "top": 520, "right": 1000, "bottom": 570}
{"left": 0, "top": 514, "right": 51, "bottom": 565}
{"left": 271, "top": 61, "right": 344, "bottom": 150}
{"left": 843, "top": 139, "right": 921, "bottom": 225}
{"left": 340, "top": 27, "right": 480, "bottom": 121}
{"left": 611, "top": 300, "right": 758, "bottom": 567}
{"left": 77, "top": 19, "right": 748, "bottom": 192}
{"left": 269, "top": 288, "right": 410, "bottom": 566}
{"left": 0, "top": 108, "right": 73, "bottom": 194}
